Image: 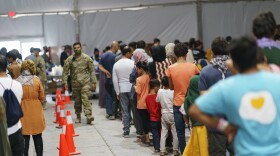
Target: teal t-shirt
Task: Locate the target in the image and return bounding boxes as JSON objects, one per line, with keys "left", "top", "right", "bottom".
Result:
{"left": 196, "top": 71, "right": 280, "bottom": 156}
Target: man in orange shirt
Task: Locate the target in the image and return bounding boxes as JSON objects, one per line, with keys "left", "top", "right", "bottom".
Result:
{"left": 166, "top": 43, "right": 199, "bottom": 154}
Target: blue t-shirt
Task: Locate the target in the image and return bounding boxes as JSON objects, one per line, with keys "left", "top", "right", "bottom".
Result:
{"left": 99, "top": 52, "right": 116, "bottom": 84}
{"left": 196, "top": 71, "right": 280, "bottom": 156}
{"left": 198, "top": 64, "right": 232, "bottom": 91}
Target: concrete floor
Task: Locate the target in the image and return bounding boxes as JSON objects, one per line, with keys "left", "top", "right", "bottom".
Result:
{"left": 27, "top": 96, "right": 191, "bottom": 156}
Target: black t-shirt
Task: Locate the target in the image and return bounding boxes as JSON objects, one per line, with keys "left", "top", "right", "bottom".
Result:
{"left": 60, "top": 52, "right": 68, "bottom": 67}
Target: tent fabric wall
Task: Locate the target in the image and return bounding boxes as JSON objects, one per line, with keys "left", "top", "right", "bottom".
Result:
{"left": 0, "top": 16, "right": 43, "bottom": 38}
{"left": 202, "top": 1, "right": 280, "bottom": 49}
{"left": 43, "top": 14, "right": 76, "bottom": 47}
{"left": 79, "top": 4, "right": 198, "bottom": 54}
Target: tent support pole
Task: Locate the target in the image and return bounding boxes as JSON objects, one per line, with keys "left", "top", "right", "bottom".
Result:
{"left": 74, "top": 0, "right": 80, "bottom": 42}
{"left": 197, "top": 0, "right": 203, "bottom": 41}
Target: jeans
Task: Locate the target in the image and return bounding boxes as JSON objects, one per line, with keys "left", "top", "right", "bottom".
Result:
{"left": 173, "top": 106, "right": 186, "bottom": 154}
{"left": 105, "top": 84, "right": 117, "bottom": 116}
{"left": 9, "top": 128, "right": 24, "bottom": 156}
{"left": 131, "top": 95, "right": 143, "bottom": 134}
{"left": 150, "top": 121, "right": 161, "bottom": 150}
{"left": 119, "top": 92, "right": 132, "bottom": 132}
{"left": 24, "top": 133, "right": 43, "bottom": 156}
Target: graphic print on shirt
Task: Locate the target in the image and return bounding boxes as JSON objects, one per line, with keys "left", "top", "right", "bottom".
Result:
{"left": 239, "top": 91, "right": 276, "bottom": 124}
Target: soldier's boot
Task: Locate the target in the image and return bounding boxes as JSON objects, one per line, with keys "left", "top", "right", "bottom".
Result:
{"left": 75, "top": 114, "right": 81, "bottom": 123}
{"left": 86, "top": 115, "right": 94, "bottom": 125}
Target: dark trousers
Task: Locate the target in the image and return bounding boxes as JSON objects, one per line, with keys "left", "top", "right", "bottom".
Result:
{"left": 131, "top": 97, "right": 143, "bottom": 134}
{"left": 67, "top": 76, "right": 72, "bottom": 93}
{"left": 105, "top": 84, "right": 118, "bottom": 116}
{"left": 173, "top": 106, "right": 186, "bottom": 154}
{"left": 24, "top": 133, "right": 43, "bottom": 156}
{"left": 9, "top": 128, "right": 24, "bottom": 156}
{"left": 150, "top": 121, "right": 161, "bottom": 150}
{"left": 138, "top": 109, "right": 150, "bottom": 134}
{"left": 208, "top": 131, "right": 235, "bottom": 156}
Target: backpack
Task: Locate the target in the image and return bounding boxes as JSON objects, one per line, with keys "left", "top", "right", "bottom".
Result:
{"left": 0, "top": 81, "right": 23, "bottom": 128}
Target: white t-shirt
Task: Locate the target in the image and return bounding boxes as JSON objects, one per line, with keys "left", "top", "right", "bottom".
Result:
{"left": 156, "top": 89, "right": 174, "bottom": 114}
{"left": 112, "top": 58, "right": 134, "bottom": 95}
{"left": 0, "top": 77, "right": 23, "bottom": 135}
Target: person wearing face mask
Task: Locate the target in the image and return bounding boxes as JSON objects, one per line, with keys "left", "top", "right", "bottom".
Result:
{"left": 62, "top": 42, "right": 97, "bottom": 125}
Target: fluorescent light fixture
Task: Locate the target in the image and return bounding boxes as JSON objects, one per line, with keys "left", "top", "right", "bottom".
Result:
{"left": 45, "top": 13, "right": 57, "bottom": 15}
{"left": 58, "top": 12, "right": 69, "bottom": 15}
{"left": 111, "top": 8, "right": 122, "bottom": 12}
{"left": 123, "top": 7, "right": 148, "bottom": 11}
{"left": 84, "top": 10, "right": 97, "bottom": 13}
{"left": 99, "top": 9, "right": 111, "bottom": 12}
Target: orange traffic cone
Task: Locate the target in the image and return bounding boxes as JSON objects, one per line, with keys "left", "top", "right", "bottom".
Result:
{"left": 57, "top": 119, "right": 68, "bottom": 150}
{"left": 56, "top": 88, "right": 64, "bottom": 106}
{"left": 59, "top": 133, "right": 70, "bottom": 156}
{"left": 53, "top": 105, "right": 60, "bottom": 124}
{"left": 56, "top": 105, "right": 66, "bottom": 129}
{"left": 66, "top": 124, "right": 81, "bottom": 155}
{"left": 57, "top": 93, "right": 64, "bottom": 105}
{"left": 54, "top": 88, "right": 61, "bottom": 117}
{"left": 66, "top": 111, "right": 79, "bottom": 137}
{"left": 64, "top": 89, "right": 71, "bottom": 104}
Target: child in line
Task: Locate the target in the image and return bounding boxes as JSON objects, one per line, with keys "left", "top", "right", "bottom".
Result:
{"left": 146, "top": 79, "right": 161, "bottom": 153}
{"left": 183, "top": 75, "right": 208, "bottom": 156}
{"left": 135, "top": 61, "right": 151, "bottom": 145}
{"left": 156, "top": 76, "right": 179, "bottom": 156}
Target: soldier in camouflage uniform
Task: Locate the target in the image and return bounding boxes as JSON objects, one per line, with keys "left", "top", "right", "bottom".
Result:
{"left": 62, "top": 42, "right": 97, "bottom": 124}
{"left": 34, "top": 48, "right": 48, "bottom": 110}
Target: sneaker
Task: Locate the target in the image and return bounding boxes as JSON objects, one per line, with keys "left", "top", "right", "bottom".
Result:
{"left": 108, "top": 115, "right": 116, "bottom": 120}
{"left": 154, "top": 149, "right": 160, "bottom": 153}
{"left": 86, "top": 116, "right": 94, "bottom": 124}
{"left": 105, "top": 114, "right": 110, "bottom": 119}
{"left": 123, "top": 131, "right": 129, "bottom": 138}
{"left": 160, "top": 151, "right": 167, "bottom": 156}
{"left": 173, "top": 150, "right": 179, "bottom": 156}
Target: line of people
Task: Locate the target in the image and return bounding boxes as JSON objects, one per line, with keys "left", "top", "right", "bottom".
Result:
{"left": 97, "top": 11, "right": 280, "bottom": 156}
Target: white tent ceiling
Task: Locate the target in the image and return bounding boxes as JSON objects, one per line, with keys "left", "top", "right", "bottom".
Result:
{"left": 2, "top": 0, "right": 276, "bottom": 14}
{"left": 0, "top": 0, "right": 196, "bottom": 14}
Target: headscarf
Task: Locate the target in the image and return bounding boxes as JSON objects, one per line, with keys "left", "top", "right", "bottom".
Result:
{"left": 16, "top": 60, "right": 36, "bottom": 86}
{"left": 133, "top": 49, "right": 149, "bottom": 63}
{"left": 151, "top": 45, "right": 166, "bottom": 62}
{"left": 211, "top": 55, "right": 230, "bottom": 80}
{"left": 165, "top": 43, "right": 176, "bottom": 58}
{"left": 16, "top": 70, "right": 34, "bottom": 86}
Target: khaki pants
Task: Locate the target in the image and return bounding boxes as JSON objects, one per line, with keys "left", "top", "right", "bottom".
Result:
{"left": 160, "top": 113, "right": 179, "bottom": 152}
